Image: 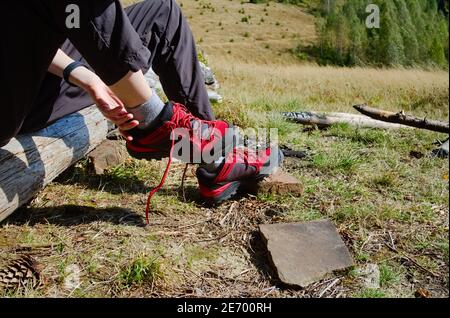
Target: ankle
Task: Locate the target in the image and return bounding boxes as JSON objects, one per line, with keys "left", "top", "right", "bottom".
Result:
{"left": 125, "top": 90, "right": 165, "bottom": 130}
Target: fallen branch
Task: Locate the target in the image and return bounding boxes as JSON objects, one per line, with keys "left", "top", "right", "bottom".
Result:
{"left": 282, "top": 111, "right": 410, "bottom": 130}
{"left": 354, "top": 104, "right": 449, "bottom": 134}
{"left": 384, "top": 242, "right": 440, "bottom": 278}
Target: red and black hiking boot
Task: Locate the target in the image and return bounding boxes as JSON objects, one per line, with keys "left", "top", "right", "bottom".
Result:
{"left": 125, "top": 101, "right": 236, "bottom": 223}
{"left": 196, "top": 145, "right": 284, "bottom": 204}
{"left": 126, "top": 102, "right": 235, "bottom": 163}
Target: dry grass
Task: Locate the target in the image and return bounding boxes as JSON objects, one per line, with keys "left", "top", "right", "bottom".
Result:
{"left": 211, "top": 61, "right": 449, "bottom": 117}
{"left": 180, "top": 0, "right": 317, "bottom": 64}
{"left": 0, "top": 0, "right": 448, "bottom": 299}
{"left": 122, "top": 0, "right": 316, "bottom": 64}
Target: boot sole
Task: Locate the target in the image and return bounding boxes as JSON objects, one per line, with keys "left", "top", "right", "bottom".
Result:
{"left": 202, "top": 148, "right": 284, "bottom": 204}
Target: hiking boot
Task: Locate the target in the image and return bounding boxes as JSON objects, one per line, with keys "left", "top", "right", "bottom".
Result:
{"left": 125, "top": 101, "right": 236, "bottom": 223}
{"left": 126, "top": 101, "right": 235, "bottom": 163}
{"left": 196, "top": 145, "right": 284, "bottom": 204}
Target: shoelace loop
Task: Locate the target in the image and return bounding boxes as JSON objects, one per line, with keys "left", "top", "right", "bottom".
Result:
{"left": 144, "top": 105, "right": 217, "bottom": 224}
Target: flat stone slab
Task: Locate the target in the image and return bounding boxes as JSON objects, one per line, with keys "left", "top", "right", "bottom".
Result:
{"left": 259, "top": 220, "right": 353, "bottom": 287}
{"left": 250, "top": 168, "right": 304, "bottom": 196}
{"left": 87, "top": 140, "right": 128, "bottom": 175}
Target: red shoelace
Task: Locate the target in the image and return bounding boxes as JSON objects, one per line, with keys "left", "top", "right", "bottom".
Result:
{"left": 144, "top": 129, "right": 175, "bottom": 224}
{"left": 143, "top": 104, "right": 217, "bottom": 224}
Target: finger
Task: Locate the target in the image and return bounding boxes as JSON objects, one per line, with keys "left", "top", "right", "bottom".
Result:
{"left": 119, "top": 120, "right": 139, "bottom": 131}
{"left": 98, "top": 102, "right": 123, "bottom": 114}
{"left": 99, "top": 108, "right": 130, "bottom": 122}
{"left": 113, "top": 114, "right": 134, "bottom": 126}
{"left": 107, "top": 106, "right": 130, "bottom": 119}
{"left": 109, "top": 105, "right": 128, "bottom": 116}
{"left": 119, "top": 129, "right": 133, "bottom": 142}
{"left": 96, "top": 98, "right": 115, "bottom": 112}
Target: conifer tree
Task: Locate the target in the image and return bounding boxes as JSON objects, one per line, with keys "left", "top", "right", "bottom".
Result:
{"left": 394, "top": 0, "right": 420, "bottom": 64}
{"left": 343, "top": 1, "right": 368, "bottom": 65}
{"left": 377, "top": 0, "right": 405, "bottom": 66}
{"left": 315, "top": 0, "right": 448, "bottom": 67}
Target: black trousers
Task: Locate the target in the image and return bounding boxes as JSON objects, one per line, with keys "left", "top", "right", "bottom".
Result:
{"left": 1, "top": 0, "right": 213, "bottom": 147}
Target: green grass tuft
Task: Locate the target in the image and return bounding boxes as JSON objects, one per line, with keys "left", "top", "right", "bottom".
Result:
{"left": 379, "top": 264, "right": 401, "bottom": 288}
{"left": 356, "top": 288, "right": 387, "bottom": 298}
{"left": 119, "top": 255, "right": 163, "bottom": 287}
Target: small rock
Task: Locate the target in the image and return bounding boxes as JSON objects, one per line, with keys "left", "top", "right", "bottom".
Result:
{"left": 251, "top": 169, "right": 304, "bottom": 196}
{"left": 64, "top": 264, "right": 81, "bottom": 291}
{"left": 259, "top": 220, "right": 353, "bottom": 288}
{"left": 144, "top": 68, "right": 163, "bottom": 92}
{"left": 207, "top": 90, "right": 223, "bottom": 103}
{"left": 200, "top": 62, "right": 218, "bottom": 87}
{"left": 355, "top": 263, "right": 380, "bottom": 289}
{"left": 87, "top": 140, "right": 129, "bottom": 175}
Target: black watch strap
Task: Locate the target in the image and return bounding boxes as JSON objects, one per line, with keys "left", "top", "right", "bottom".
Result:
{"left": 63, "top": 61, "right": 85, "bottom": 87}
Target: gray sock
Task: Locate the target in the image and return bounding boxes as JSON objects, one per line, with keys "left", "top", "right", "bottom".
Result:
{"left": 126, "top": 90, "right": 165, "bottom": 129}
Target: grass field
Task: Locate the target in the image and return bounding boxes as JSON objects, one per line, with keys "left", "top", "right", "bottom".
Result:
{"left": 0, "top": 0, "right": 448, "bottom": 298}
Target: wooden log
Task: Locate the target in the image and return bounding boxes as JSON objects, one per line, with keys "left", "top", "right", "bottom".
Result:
{"left": 353, "top": 104, "right": 449, "bottom": 134}
{"left": 0, "top": 106, "right": 108, "bottom": 222}
{"left": 282, "top": 111, "right": 410, "bottom": 130}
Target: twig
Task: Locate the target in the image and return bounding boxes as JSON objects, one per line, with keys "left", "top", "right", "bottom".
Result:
{"left": 318, "top": 278, "right": 340, "bottom": 298}
{"left": 92, "top": 228, "right": 107, "bottom": 239}
{"left": 67, "top": 282, "right": 82, "bottom": 298}
{"left": 219, "top": 202, "right": 238, "bottom": 227}
{"left": 359, "top": 234, "right": 373, "bottom": 252}
{"left": 2, "top": 244, "right": 53, "bottom": 253}
{"left": 384, "top": 242, "right": 440, "bottom": 278}
{"left": 177, "top": 218, "right": 212, "bottom": 230}
{"left": 262, "top": 286, "right": 277, "bottom": 298}
{"left": 232, "top": 268, "right": 252, "bottom": 280}
{"left": 149, "top": 230, "right": 185, "bottom": 236}
{"left": 388, "top": 231, "right": 395, "bottom": 250}
{"left": 197, "top": 232, "right": 230, "bottom": 243}
{"left": 180, "top": 164, "right": 189, "bottom": 202}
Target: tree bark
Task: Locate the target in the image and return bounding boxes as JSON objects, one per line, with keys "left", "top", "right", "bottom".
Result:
{"left": 0, "top": 106, "right": 108, "bottom": 222}
{"left": 353, "top": 104, "right": 449, "bottom": 134}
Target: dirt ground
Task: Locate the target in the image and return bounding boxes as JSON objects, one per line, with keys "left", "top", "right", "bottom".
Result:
{"left": 0, "top": 0, "right": 448, "bottom": 298}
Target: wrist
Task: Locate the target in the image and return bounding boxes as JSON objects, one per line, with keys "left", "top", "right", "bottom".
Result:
{"left": 70, "top": 67, "right": 102, "bottom": 91}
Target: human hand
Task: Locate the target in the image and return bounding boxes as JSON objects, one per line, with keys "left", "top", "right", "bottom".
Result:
{"left": 75, "top": 70, "right": 139, "bottom": 141}
{"left": 48, "top": 50, "right": 140, "bottom": 141}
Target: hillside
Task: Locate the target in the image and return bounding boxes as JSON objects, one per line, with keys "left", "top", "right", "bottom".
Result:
{"left": 123, "top": 0, "right": 317, "bottom": 64}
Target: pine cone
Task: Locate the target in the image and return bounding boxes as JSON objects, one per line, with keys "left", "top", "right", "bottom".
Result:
{"left": 0, "top": 255, "right": 41, "bottom": 289}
